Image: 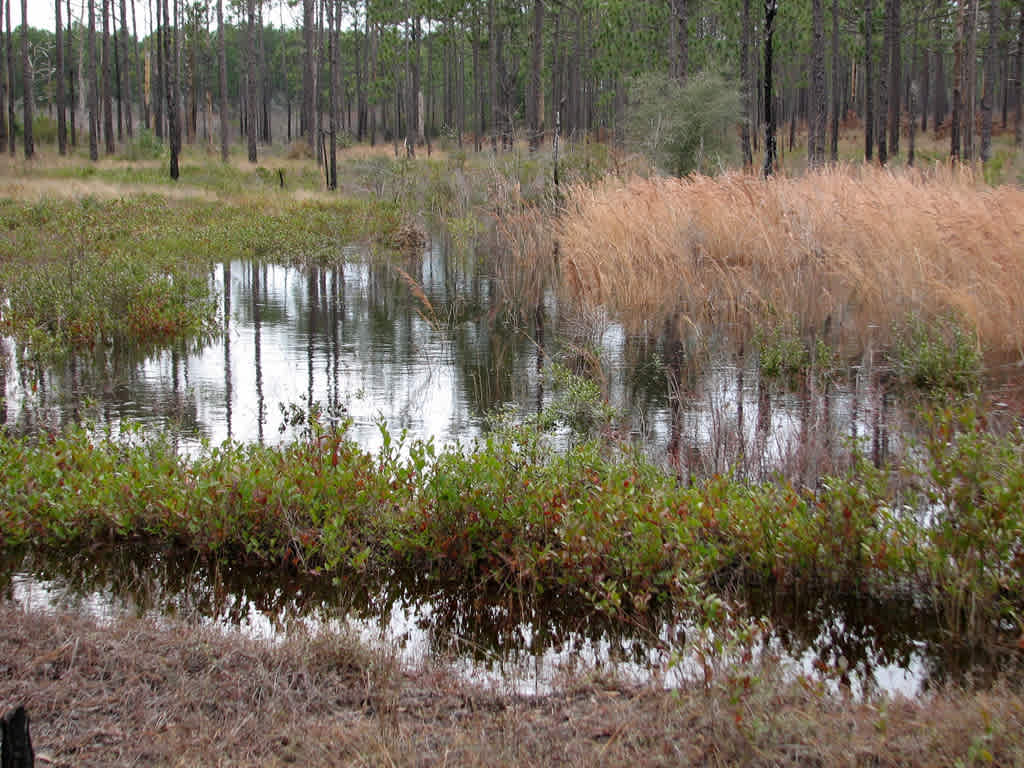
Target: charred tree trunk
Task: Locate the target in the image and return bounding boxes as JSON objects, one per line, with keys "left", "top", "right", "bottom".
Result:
{"left": 302, "top": 0, "right": 314, "bottom": 155}
{"left": 964, "top": 0, "right": 978, "bottom": 160}
{"left": 1017, "top": 2, "right": 1023, "bottom": 147}
{"left": 980, "top": 0, "right": 996, "bottom": 161}
{"left": 888, "top": 0, "right": 900, "bottom": 155}
{"left": 740, "top": 0, "right": 753, "bottom": 168}
{"left": 809, "top": 0, "right": 827, "bottom": 167}
{"left": 328, "top": 0, "right": 337, "bottom": 189}
{"left": 528, "top": 0, "right": 544, "bottom": 150}
{"left": 671, "top": 0, "right": 688, "bottom": 81}
{"left": 119, "top": 0, "right": 132, "bottom": 137}
{"left": 865, "top": 0, "right": 874, "bottom": 161}
{"left": 763, "top": 0, "right": 778, "bottom": 176}
{"left": 20, "top": 0, "right": 32, "bottom": 158}
{"left": 488, "top": 0, "right": 498, "bottom": 151}
{"left": 0, "top": 3, "right": 6, "bottom": 154}
{"left": 878, "top": 0, "right": 890, "bottom": 163}
{"left": 164, "top": 0, "right": 181, "bottom": 178}
{"left": 217, "top": 0, "right": 228, "bottom": 160}
{"left": 103, "top": 0, "right": 115, "bottom": 153}
{"left": 5, "top": 0, "right": 12, "bottom": 158}
{"left": 952, "top": 0, "right": 964, "bottom": 160}
{"left": 830, "top": 0, "right": 840, "bottom": 161}
{"left": 245, "top": 0, "right": 257, "bottom": 162}
{"left": 132, "top": 0, "right": 145, "bottom": 130}
{"left": 154, "top": 0, "right": 164, "bottom": 139}
{"left": 921, "top": 19, "right": 931, "bottom": 132}
{"left": 88, "top": 0, "right": 99, "bottom": 160}
{"left": 56, "top": 0, "right": 67, "bottom": 153}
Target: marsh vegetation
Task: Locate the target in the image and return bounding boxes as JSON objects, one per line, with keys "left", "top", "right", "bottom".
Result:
{"left": 1, "top": 135, "right": 1023, "bottom": 765}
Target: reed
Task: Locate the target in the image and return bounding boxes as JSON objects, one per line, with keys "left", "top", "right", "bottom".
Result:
{"left": 558, "top": 165, "right": 1024, "bottom": 362}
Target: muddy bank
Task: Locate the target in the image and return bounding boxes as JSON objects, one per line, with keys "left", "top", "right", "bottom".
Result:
{"left": 1, "top": 601, "right": 1022, "bottom": 767}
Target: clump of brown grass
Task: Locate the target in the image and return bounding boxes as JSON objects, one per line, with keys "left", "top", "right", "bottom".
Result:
{"left": 559, "top": 165, "right": 1024, "bottom": 360}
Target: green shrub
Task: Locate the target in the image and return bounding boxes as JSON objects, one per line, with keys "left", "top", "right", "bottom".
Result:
{"left": 120, "top": 127, "right": 166, "bottom": 161}
{"left": 32, "top": 114, "right": 58, "bottom": 144}
{"left": 889, "top": 312, "right": 982, "bottom": 397}
{"left": 625, "top": 71, "right": 741, "bottom": 176}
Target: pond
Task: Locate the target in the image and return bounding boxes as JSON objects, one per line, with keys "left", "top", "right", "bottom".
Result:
{"left": 2, "top": 235, "right": 898, "bottom": 480}
{"left": 0, "top": 235, "right": 1015, "bottom": 697}
{"left": 3, "top": 545, "right": 1008, "bottom": 699}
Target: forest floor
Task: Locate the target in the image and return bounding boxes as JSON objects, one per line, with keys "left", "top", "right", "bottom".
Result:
{"left": 2, "top": 600, "right": 1024, "bottom": 768}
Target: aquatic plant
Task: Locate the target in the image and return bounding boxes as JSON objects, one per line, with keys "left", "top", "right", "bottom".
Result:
{"left": 1, "top": 399, "right": 1021, "bottom": 645}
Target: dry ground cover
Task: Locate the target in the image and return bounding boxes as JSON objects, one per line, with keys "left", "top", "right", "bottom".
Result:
{"left": 1, "top": 600, "right": 1023, "bottom": 767}
{"left": 559, "top": 166, "right": 1024, "bottom": 361}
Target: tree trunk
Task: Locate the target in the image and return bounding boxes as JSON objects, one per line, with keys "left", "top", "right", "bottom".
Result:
{"left": 763, "top": 0, "right": 778, "bottom": 176}
{"left": 740, "top": 0, "right": 753, "bottom": 168}
{"left": 1017, "top": 1, "right": 1023, "bottom": 148}
{"left": 488, "top": 0, "right": 498, "bottom": 151}
{"left": 114, "top": 25, "right": 123, "bottom": 141}
{"left": 132, "top": 0, "right": 145, "bottom": 130}
{"left": 328, "top": 0, "right": 337, "bottom": 189}
{"left": 980, "top": 0, "right": 996, "bottom": 162}
{"left": 89, "top": 0, "right": 99, "bottom": 159}
{"left": 245, "top": 0, "right": 257, "bottom": 162}
{"left": 921, "top": 19, "right": 930, "bottom": 132}
{"left": 164, "top": 0, "right": 180, "bottom": 178}
{"left": 410, "top": 13, "right": 422, "bottom": 150}
{"left": 258, "top": 0, "right": 269, "bottom": 144}
{"left": 951, "top": 0, "right": 964, "bottom": 160}
{"left": 472, "top": 6, "right": 481, "bottom": 151}
{"left": 934, "top": 13, "right": 945, "bottom": 132}
{"left": 528, "top": 0, "right": 544, "bottom": 149}
{"left": 964, "top": 0, "right": 977, "bottom": 160}
{"left": 671, "top": 0, "right": 688, "bottom": 81}
{"left": 302, "top": 0, "right": 314, "bottom": 154}
{"left": 4, "top": 0, "right": 11, "bottom": 158}
{"left": 154, "top": 0, "right": 163, "bottom": 138}
{"left": 20, "top": 0, "right": 33, "bottom": 158}
{"left": 119, "top": 0, "right": 131, "bottom": 136}
{"left": 864, "top": 0, "right": 874, "bottom": 161}
{"left": 68, "top": 0, "right": 77, "bottom": 145}
{"left": 878, "top": 0, "right": 890, "bottom": 163}
{"left": 830, "top": 0, "right": 839, "bottom": 161}
{"left": 103, "top": 0, "right": 115, "bottom": 153}
{"left": 888, "top": 0, "right": 900, "bottom": 155}
{"left": 56, "top": 0, "right": 67, "bottom": 153}
{"left": 809, "top": 0, "right": 826, "bottom": 167}
{"left": 0, "top": 2, "right": 6, "bottom": 154}
{"left": 217, "top": 0, "right": 228, "bottom": 160}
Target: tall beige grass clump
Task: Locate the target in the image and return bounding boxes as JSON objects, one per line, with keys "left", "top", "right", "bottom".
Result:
{"left": 558, "top": 166, "right": 1024, "bottom": 360}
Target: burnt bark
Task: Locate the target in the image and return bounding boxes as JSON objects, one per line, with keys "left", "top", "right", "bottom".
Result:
{"left": 217, "top": 0, "right": 228, "bottom": 160}
{"left": 740, "top": 0, "right": 753, "bottom": 168}
{"left": 56, "top": 0, "right": 67, "bottom": 153}
{"left": 865, "top": 0, "right": 874, "bottom": 161}
{"left": 809, "top": 0, "right": 827, "bottom": 167}
{"left": 980, "top": 0, "right": 996, "bottom": 161}
{"left": 20, "top": 0, "right": 32, "bottom": 158}
{"left": 245, "top": 0, "right": 257, "bottom": 162}
{"left": 830, "top": 0, "right": 840, "bottom": 161}
{"left": 528, "top": 0, "right": 544, "bottom": 150}
{"left": 88, "top": 0, "right": 99, "bottom": 160}
{"left": 103, "top": 0, "right": 115, "bottom": 153}
{"left": 763, "top": 0, "right": 778, "bottom": 176}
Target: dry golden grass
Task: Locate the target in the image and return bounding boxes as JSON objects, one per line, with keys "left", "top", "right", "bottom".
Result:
{"left": 558, "top": 165, "right": 1024, "bottom": 360}
{"left": 3, "top": 600, "right": 1024, "bottom": 767}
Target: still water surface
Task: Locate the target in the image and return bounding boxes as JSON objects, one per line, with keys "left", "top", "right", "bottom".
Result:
{"left": 0, "top": 238, "right": 1006, "bottom": 696}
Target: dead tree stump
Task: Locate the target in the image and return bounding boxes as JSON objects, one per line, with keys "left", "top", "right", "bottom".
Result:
{"left": 1, "top": 706, "right": 34, "bottom": 768}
